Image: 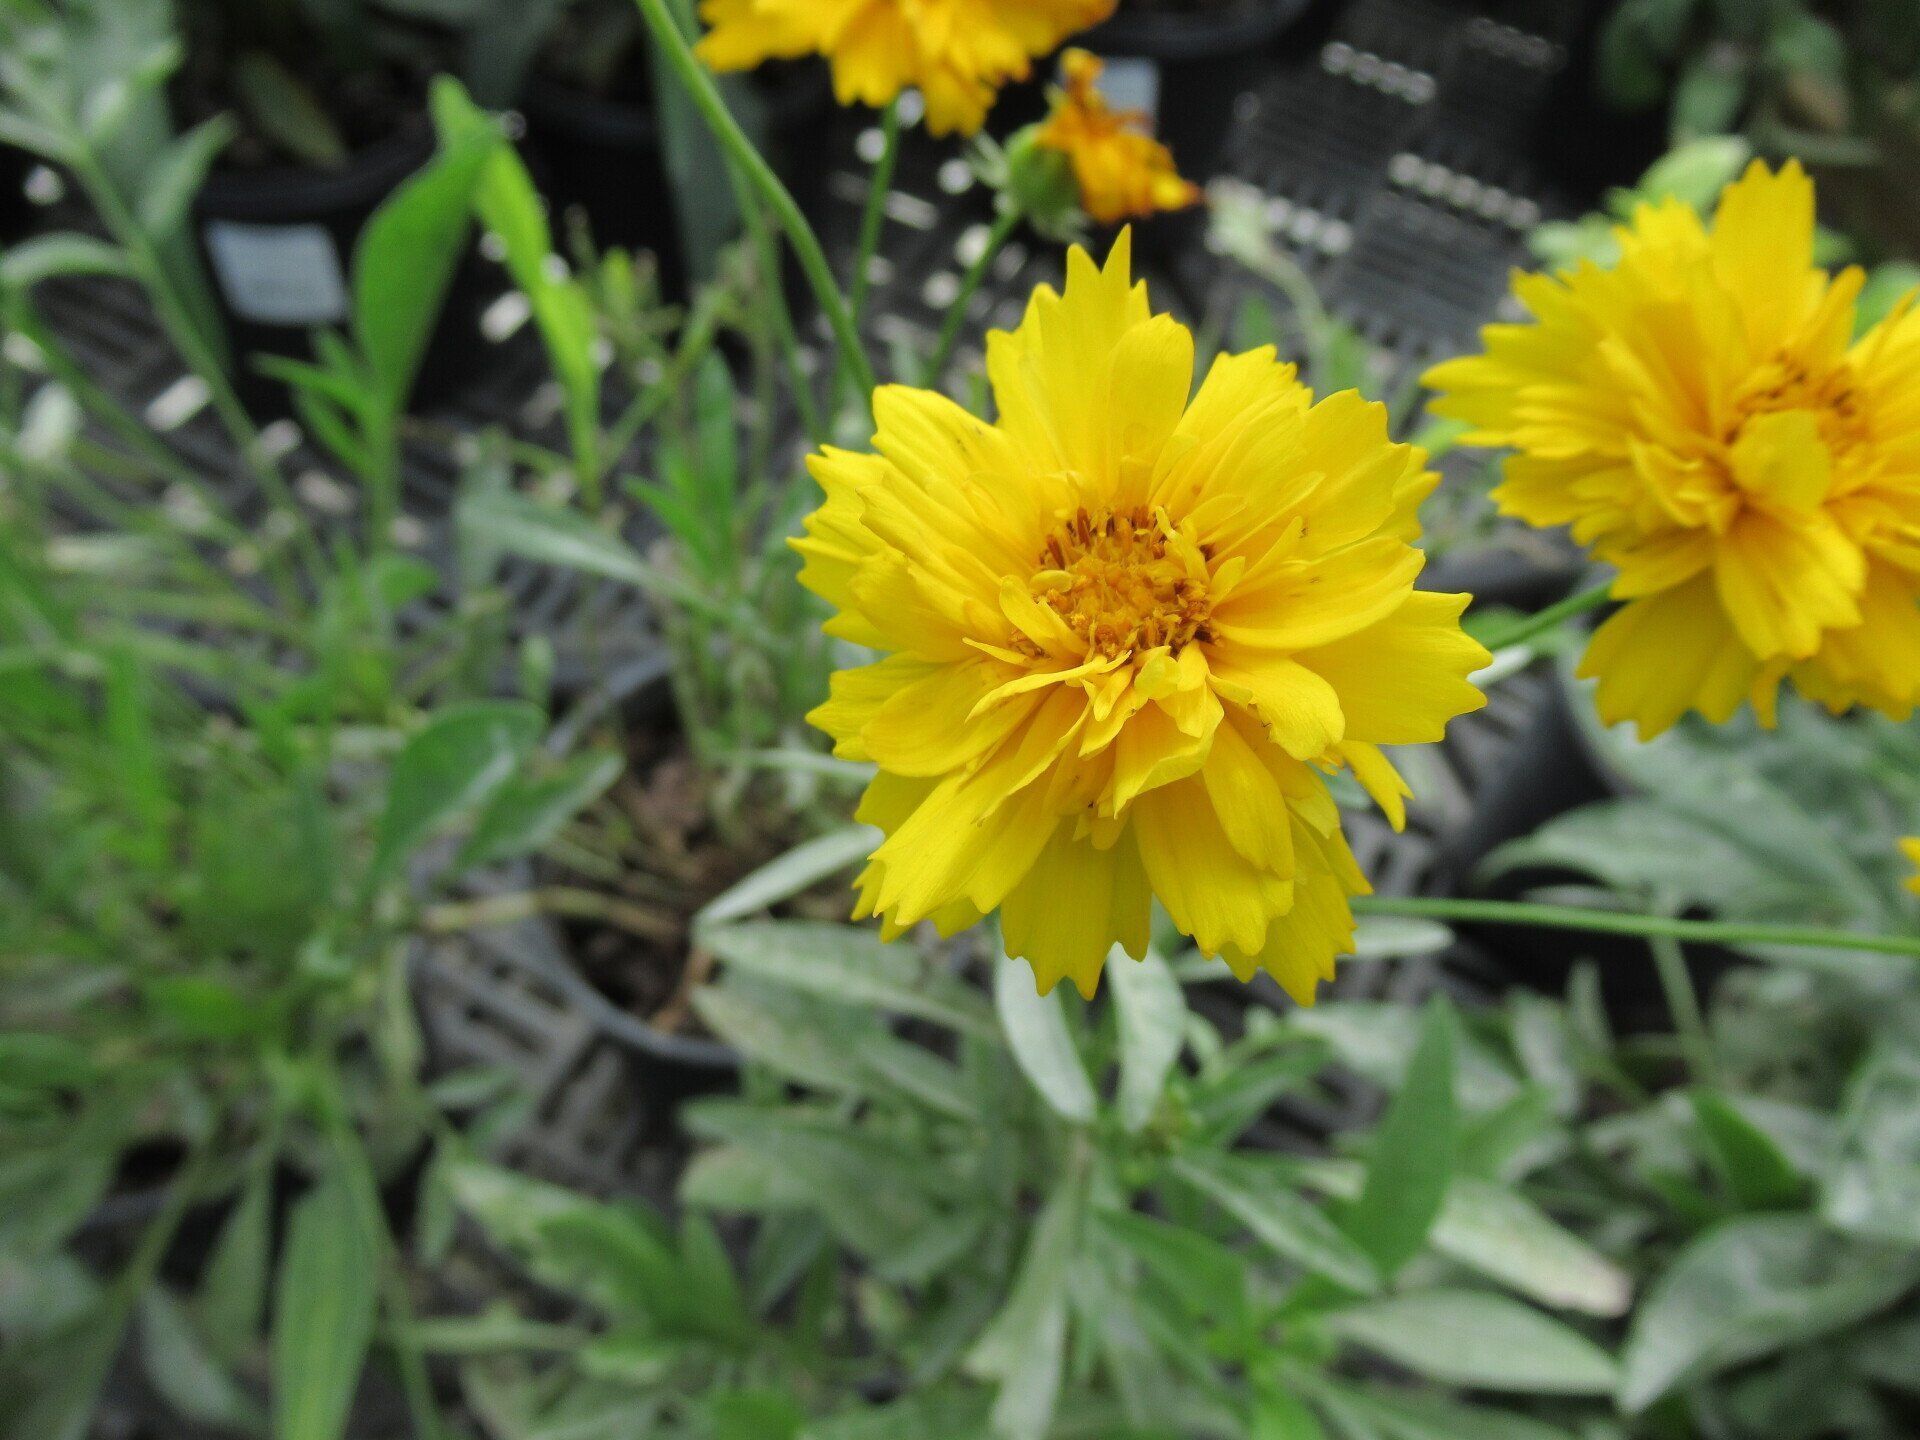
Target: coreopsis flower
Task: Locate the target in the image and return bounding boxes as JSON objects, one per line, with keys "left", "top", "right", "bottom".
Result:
{"left": 794, "top": 234, "right": 1488, "bottom": 1000}
{"left": 696, "top": 0, "right": 1115, "bottom": 137}
{"left": 1034, "top": 49, "right": 1201, "bottom": 225}
{"left": 1903, "top": 838, "right": 1920, "bottom": 897}
{"left": 1425, "top": 160, "right": 1920, "bottom": 739}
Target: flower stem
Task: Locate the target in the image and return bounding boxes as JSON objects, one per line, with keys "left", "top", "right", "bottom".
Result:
{"left": 849, "top": 98, "right": 901, "bottom": 331}
{"left": 926, "top": 208, "right": 1021, "bottom": 385}
{"left": 1649, "top": 931, "right": 1716, "bottom": 1082}
{"left": 630, "top": 0, "right": 878, "bottom": 411}
{"left": 1471, "top": 580, "right": 1613, "bottom": 652}
{"left": 1352, "top": 895, "right": 1920, "bottom": 964}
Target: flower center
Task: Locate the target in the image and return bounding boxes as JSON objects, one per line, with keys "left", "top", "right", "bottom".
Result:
{"left": 1726, "top": 353, "right": 1865, "bottom": 456}
{"left": 1026, "top": 506, "right": 1212, "bottom": 660}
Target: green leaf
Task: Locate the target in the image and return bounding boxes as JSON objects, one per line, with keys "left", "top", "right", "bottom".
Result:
{"left": 272, "top": 1173, "right": 378, "bottom": 1440}
{"left": 702, "top": 921, "right": 995, "bottom": 1038}
{"left": 682, "top": 1104, "right": 945, "bottom": 1275}
{"left": 431, "top": 77, "right": 600, "bottom": 481}
{"left": 696, "top": 828, "right": 878, "bottom": 928}
{"left": 140, "top": 1287, "right": 263, "bottom": 1432}
{"left": 1430, "top": 1179, "right": 1632, "bottom": 1318}
{"left": 1350, "top": 915, "right": 1455, "bottom": 959}
{"left": 1108, "top": 948, "right": 1184, "bottom": 1132}
{"left": 1823, "top": 1044, "right": 1920, "bottom": 1245}
{"left": 232, "top": 50, "right": 348, "bottom": 168}
{"left": 353, "top": 125, "right": 496, "bottom": 408}
{"left": 194, "top": 1157, "right": 274, "bottom": 1364}
{"left": 0, "top": 233, "right": 135, "bottom": 288}
{"left": 369, "top": 700, "right": 543, "bottom": 888}
{"left": 965, "top": 1174, "right": 1084, "bottom": 1440}
{"left": 454, "top": 749, "right": 623, "bottom": 871}
{"left": 692, "top": 982, "right": 875, "bottom": 1094}
{"left": 1250, "top": 1385, "right": 1326, "bottom": 1440}
{"left": 1170, "top": 1153, "right": 1379, "bottom": 1294}
{"left": 136, "top": 117, "right": 237, "bottom": 239}
{"left": 456, "top": 489, "right": 660, "bottom": 590}
{"left": 1306, "top": 1382, "right": 1581, "bottom": 1440}
{"left": 540, "top": 1204, "right": 694, "bottom": 1333}
{"left": 0, "top": 1033, "right": 96, "bottom": 1090}
{"left": 994, "top": 958, "right": 1095, "bottom": 1124}
{"left": 1096, "top": 1208, "right": 1249, "bottom": 1322}
{"left": 1618, "top": 1213, "right": 1920, "bottom": 1412}
{"left": 1328, "top": 1290, "right": 1618, "bottom": 1396}
{"left": 1340, "top": 997, "right": 1457, "bottom": 1280}
{"left": 141, "top": 976, "right": 263, "bottom": 1041}
{"left": 1670, "top": 50, "right": 1749, "bottom": 139}
{"left": 1692, "top": 1090, "right": 1807, "bottom": 1211}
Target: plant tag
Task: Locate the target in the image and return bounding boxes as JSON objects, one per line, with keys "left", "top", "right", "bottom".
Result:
{"left": 204, "top": 220, "right": 349, "bottom": 326}
{"left": 1092, "top": 56, "right": 1162, "bottom": 130}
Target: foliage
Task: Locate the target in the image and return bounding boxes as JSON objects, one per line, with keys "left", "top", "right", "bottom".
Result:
{"left": 443, "top": 911, "right": 1633, "bottom": 1440}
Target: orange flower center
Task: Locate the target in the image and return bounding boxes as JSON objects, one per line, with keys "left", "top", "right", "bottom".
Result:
{"left": 1028, "top": 506, "right": 1212, "bottom": 659}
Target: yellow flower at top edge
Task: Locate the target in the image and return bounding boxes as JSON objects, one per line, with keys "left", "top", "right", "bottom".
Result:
{"left": 1035, "top": 49, "right": 1201, "bottom": 225}
{"left": 794, "top": 233, "right": 1489, "bottom": 1001}
{"left": 1903, "top": 838, "right": 1920, "bottom": 896}
{"left": 696, "top": 0, "right": 1116, "bottom": 137}
{"left": 1425, "top": 160, "right": 1920, "bottom": 740}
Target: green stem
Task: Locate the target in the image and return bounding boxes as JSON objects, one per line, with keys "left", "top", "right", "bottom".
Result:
{"left": 1352, "top": 895, "right": 1920, "bottom": 964}
{"left": 926, "top": 208, "right": 1020, "bottom": 386}
{"left": 68, "top": 154, "right": 329, "bottom": 588}
{"left": 631, "top": 0, "right": 878, "bottom": 411}
{"left": 848, "top": 99, "right": 901, "bottom": 332}
{"left": 1649, "top": 932, "right": 1716, "bottom": 1083}
{"left": 1472, "top": 581, "right": 1613, "bottom": 652}
{"left": 734, "top": 168, "right": 827, "bottom": 445}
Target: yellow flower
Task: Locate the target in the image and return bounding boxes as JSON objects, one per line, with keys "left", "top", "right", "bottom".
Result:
{"left": 1903, "top": 838, "right": 1920, "bottom": 896}
{"left": 795, "top": 234, "right": 1488, "bottom": 1000}
{"left": 696, "top": 0, "right": 1115, "bottom": 137}
{"left": 1425, "top": 160, "right": 1920, "bottom": 739}
{"left": 1035, "top": 49, "right": 1201, "bottom": 225}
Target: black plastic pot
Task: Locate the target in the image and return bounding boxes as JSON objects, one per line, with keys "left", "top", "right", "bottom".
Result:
{"left": 521, "top": 61, "right": 833, "bottom": 300}
{"left": 192, "top": 125, "right": 496, "bottom": 416}
{"left": 0, "top": 143, "right": 34, "bottom": 241}
{"left": 539, "top": 653, "right": 743, "bottom": 1102}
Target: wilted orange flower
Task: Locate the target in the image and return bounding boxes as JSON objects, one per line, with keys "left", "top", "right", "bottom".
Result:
{"left": 696, "top": 0, "right": 1115, "bottom": 136}
{"left": 1036, "top": 50, "right": 1201, "bottom": 225}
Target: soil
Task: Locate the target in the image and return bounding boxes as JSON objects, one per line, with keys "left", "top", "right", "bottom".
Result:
{"left": 544, "top": 720, "right": 841, "bottom": 1041}
{"left": 170, "top": 7, "right": 450, "bottom": 170}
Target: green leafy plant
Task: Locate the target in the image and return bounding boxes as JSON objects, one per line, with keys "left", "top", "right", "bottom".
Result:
{"left": 440, "top": 906, "right": 1634, "bottom": 1440}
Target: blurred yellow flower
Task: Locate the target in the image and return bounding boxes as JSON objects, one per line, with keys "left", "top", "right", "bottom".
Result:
{"left": 795, "top": 234, "right": 1487, "bottom": 1000}
{"left": 1035, "top": 49, "right": 1201, "bottom": 225}
{"left": 1426, "top": 160, "right": 1920, "bottom": 739}
{"left": 1904, "top": 838, "right": 1920, "bottom": 896}
{"left": 696, "top": 0, "right": 1115, "bottom": 136}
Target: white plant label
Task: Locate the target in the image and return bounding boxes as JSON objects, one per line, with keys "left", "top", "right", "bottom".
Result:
{"left": 1093, "top": 56, "right": 1162, "bottom": 132}
{"left": 204, "top": 220, "right": 349, "bottom": 326}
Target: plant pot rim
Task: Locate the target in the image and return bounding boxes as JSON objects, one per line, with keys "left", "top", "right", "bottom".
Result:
{"left": 1081, "top": 0, "right": 1313, "bottom": 60}
{"left": 538, "top": 651, "right": 740, "bottom": 1075}
{"left": 195, "top": 122, "right": 435, "bottom": 219}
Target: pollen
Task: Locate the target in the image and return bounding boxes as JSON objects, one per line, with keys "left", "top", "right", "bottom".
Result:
{"left": 1028, "top": 505, "right": 1213, "bottom": 659}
